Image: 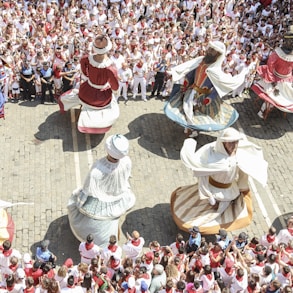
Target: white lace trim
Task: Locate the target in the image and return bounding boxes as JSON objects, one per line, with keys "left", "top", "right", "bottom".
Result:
{"left": 88, "top": 55, "right": 114, "bottom": 68}
{"left": 275, "top": 48, "right": 293, "bottom": 62}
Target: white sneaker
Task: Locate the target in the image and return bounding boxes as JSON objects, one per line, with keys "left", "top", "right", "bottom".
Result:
{"left": 189, "top": 131, "right": 198, "bottom": 138}
{"left": 209, "top": 196, "right": 216, "bottom": 206}
{"left": 132, "top": 95, "right": 136, "bottom": 99}
{"left": 142, "top": 98, "right": 147, "bottom": 102}
{"left": 257, "top": 111, "right": 264, "bottom": 119}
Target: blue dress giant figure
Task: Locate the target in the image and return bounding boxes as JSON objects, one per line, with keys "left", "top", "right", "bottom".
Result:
{"left": 164, "top": 41, "right": 248, "bottom": 136}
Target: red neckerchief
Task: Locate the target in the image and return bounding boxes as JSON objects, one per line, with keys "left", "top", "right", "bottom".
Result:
{"left": 9, "top": 264, "right": 18, "bottom": 272}
{"left": 236, "top": 275, "right": 243, "bottom": 281}
{"left": 108, "top": 244, "right": 117, "bottom": 253}
{"left": 145, "top": 258, "right": 152, "bottom": 265}
{"left": 128, "top": 287, "right": 136, "bottom": 293}
{"left": 140, "top": 273, "right": 150, "bottom": 280}
{"left": 249, "top": 243, "right": 256, "bottom": 249}
{"left": 110, "top": 259, "right": 120, "bottom": 269}
{"left": 283, "top": 272, "right": 290, "bottom": 278}
{"left": 206, "top": 274, "right": 212, "bottom": 280}
{"left": 24, "top": 286, "right": 35, "bottom": 293}
{"left": 288, "top": 228, "right": 293, "bottom": 236}
{"left": 7, "top": 285, "right": 15, "bottom": 292}
{"left": 3, "top": 249, "right": 13, "bottom": 257}
{"left": 136, "top": 63, "right": 142, "bottom": 69}
{"left": 225, "top": 267, "right": 234, "bottom": 275}
{"left": 67, "top": 285, "right": 75, "bottom": 289}
{"left": 85, "top": 242, "right": 94, "bottom": 250}
{"left": 247, "top": 286, "right": 254, "bottom": 293}
{"left": 166, "top": 288, "right": 173, "bottom": 293}
{"left": 131, "top": 239, "right": 140, "bottom": 246}
{"left": 266, "top": 234, "right": 276, "bottom": 243}
{"left": 256, "top": 262, "right": 265, "bottom": 267}
{"left": 176, "top": 242, "right": 180, "bottom": 249}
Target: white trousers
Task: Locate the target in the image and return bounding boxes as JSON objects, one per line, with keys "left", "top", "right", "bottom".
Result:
{"left": 118, "top": 81, "right": 128, "bottom": 100}
{"left": 132, "top": 77, "right": 146, "bottom": 99}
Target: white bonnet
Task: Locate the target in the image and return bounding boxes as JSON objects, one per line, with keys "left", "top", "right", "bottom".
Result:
{"left": 219, "top": 127, "right": 243, "bottom": 142}
{"left": 105, "top": 134, "right": 129, "bottom": 159}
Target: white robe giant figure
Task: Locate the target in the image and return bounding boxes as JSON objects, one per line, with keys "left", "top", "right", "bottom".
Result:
{"left": 68, "top": 134, "right": 136, "bottom": 247}
{"left": 171, "top": 128, "right": 268, "bottom": 233}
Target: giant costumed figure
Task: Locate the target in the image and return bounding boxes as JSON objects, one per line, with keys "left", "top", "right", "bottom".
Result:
{"left": 170, "top": 128, "right": 268, "bottom": 234}
{"left": 59, "top": 34, "right": 119, "bottom": 133}
{"left": 164, "top": 41, "right": 248, "bottom": 137}
{"left": 68, "top": 134, "right": 136, "bottom": 247}
{"left": 252, "top": 26, "right": 293, "bottom": 119}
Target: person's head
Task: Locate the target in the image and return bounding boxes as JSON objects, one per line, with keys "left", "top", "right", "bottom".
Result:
{"left": 287, "top": 217, "right": 293, "bottom": 228}
{"left": 57, "top": 265, "right": 68, "bottom": 278}
{"left": 153, "top": 264, "right": 164, "bottom": 275}
{"left": 3, "top": 240, "right": 11, "bottom": 251}
{"left": 282, "top": 25, "right": 293, "bottom": 53}
{"left": 86, "top": 234, "right": 94, "bottom": 244}
{"left": 203, "top": 265, "right": 212, "bottom": 275}
{"left": 236, "top": 268, "right": 244, "bottom": 278}
{"left": 283, "top": 286, "right": 293, "bottom": 293}
{"left": 81, "top": 272, "right": 92, "bottom": 289}
{"left": 6, "top": 275, "right": 15, "bottom": 287}
{"left": 25, "top": 277, "right": 35, "bottom": 288}
{"left": 218, "top": 128, "right": 242, "bottom": 156}
{"left": 268, "top": 280, "right": 282, "bottom": 292}
{"left": 203, "top": 41, "right": 225, "bottom": 64}
{"left": 263, "top": 265, "right": 272, "bottom": 276}
{"left": 41, "top": 276, "right": 51, "bottom": 290}
{"left": 218, "top": 229, "right": 227, "bottom": 240}
{"left": 176, "top": 280, "right": 186, "bottom": 292}
{"left": 109, "top": 235, "right": 117, "bottom": 245}
{"left": 189, "top": 226, "right": 200, "bottom": 238}
{"left": 92, "top": 34, "right": 112, "bottom": 55}
{"left": 78, "top": 263, "right": 89, "bottom": 274}
{"left": 48, "top": 279, "right": 59, "bottom": 293}
{"left": 67, "top": 275, "right": 75, "bottom": 287}
{"left": 105, "top": 134, "right": 129, "bottom": 162}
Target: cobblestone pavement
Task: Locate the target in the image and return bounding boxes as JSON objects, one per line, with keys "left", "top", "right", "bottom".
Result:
{"left": 1, "top": 91, "right": 292, "bottom": 264}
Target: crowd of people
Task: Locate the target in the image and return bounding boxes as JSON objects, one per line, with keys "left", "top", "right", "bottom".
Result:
{"left": 0, "top": 0, "right": 291, "bottom": 106}
{"left": 0, "top": 0, "right": 293, "bottom": 292}
{"left": 1, "top": 218, "right": 293, "bottom": 293}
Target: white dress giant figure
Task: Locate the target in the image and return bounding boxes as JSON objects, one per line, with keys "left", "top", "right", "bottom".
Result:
{"left": 171, "top": 128, "right": 268, "bottom": 233}
{"left": 68, "top": 134, "right": 136, "bottom": 247}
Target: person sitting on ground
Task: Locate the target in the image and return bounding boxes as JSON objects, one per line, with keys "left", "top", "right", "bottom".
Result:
{"left": 35, "top": 240, "right": 57, "bottom": 268}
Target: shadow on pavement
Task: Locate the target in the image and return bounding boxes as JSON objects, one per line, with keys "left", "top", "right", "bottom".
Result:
{"left": 125, "top": 113, "right": 190, "bottom": 160}
{"left": 232, "top": 91, "right": 293, "bottom": 140}
{"left": 125, "top": 113, "right": 184, "bottom": 160}
{"left": 271, "top": 212, "right": 293, "bottom": 234}
{"left": 121, "top": 204, "right": 217, "bottom": 248}
{"left": 34, "top": 110, "right": 104, "bottom": 152}
{"left": 30, "top": 215, "right": 81, "bottom": 266}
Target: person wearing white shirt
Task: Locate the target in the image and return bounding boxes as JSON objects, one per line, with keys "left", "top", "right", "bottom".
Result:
{"left": 132, "top": 59, "right": 148, "bottom": 102}
{"left": 230, "top": 266, "right": 248, "bottom": 293}
{"left": 122, "top": 230, "right": 145, "bottom": 262}
{"left": 117, "top": 62, "right": 133, "bottom": 102}
{"left": 277, "top": 218, "right": 293, "bottom": 246}
{"left": 79, "top": 234, "right": 101, "bottom": 265}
